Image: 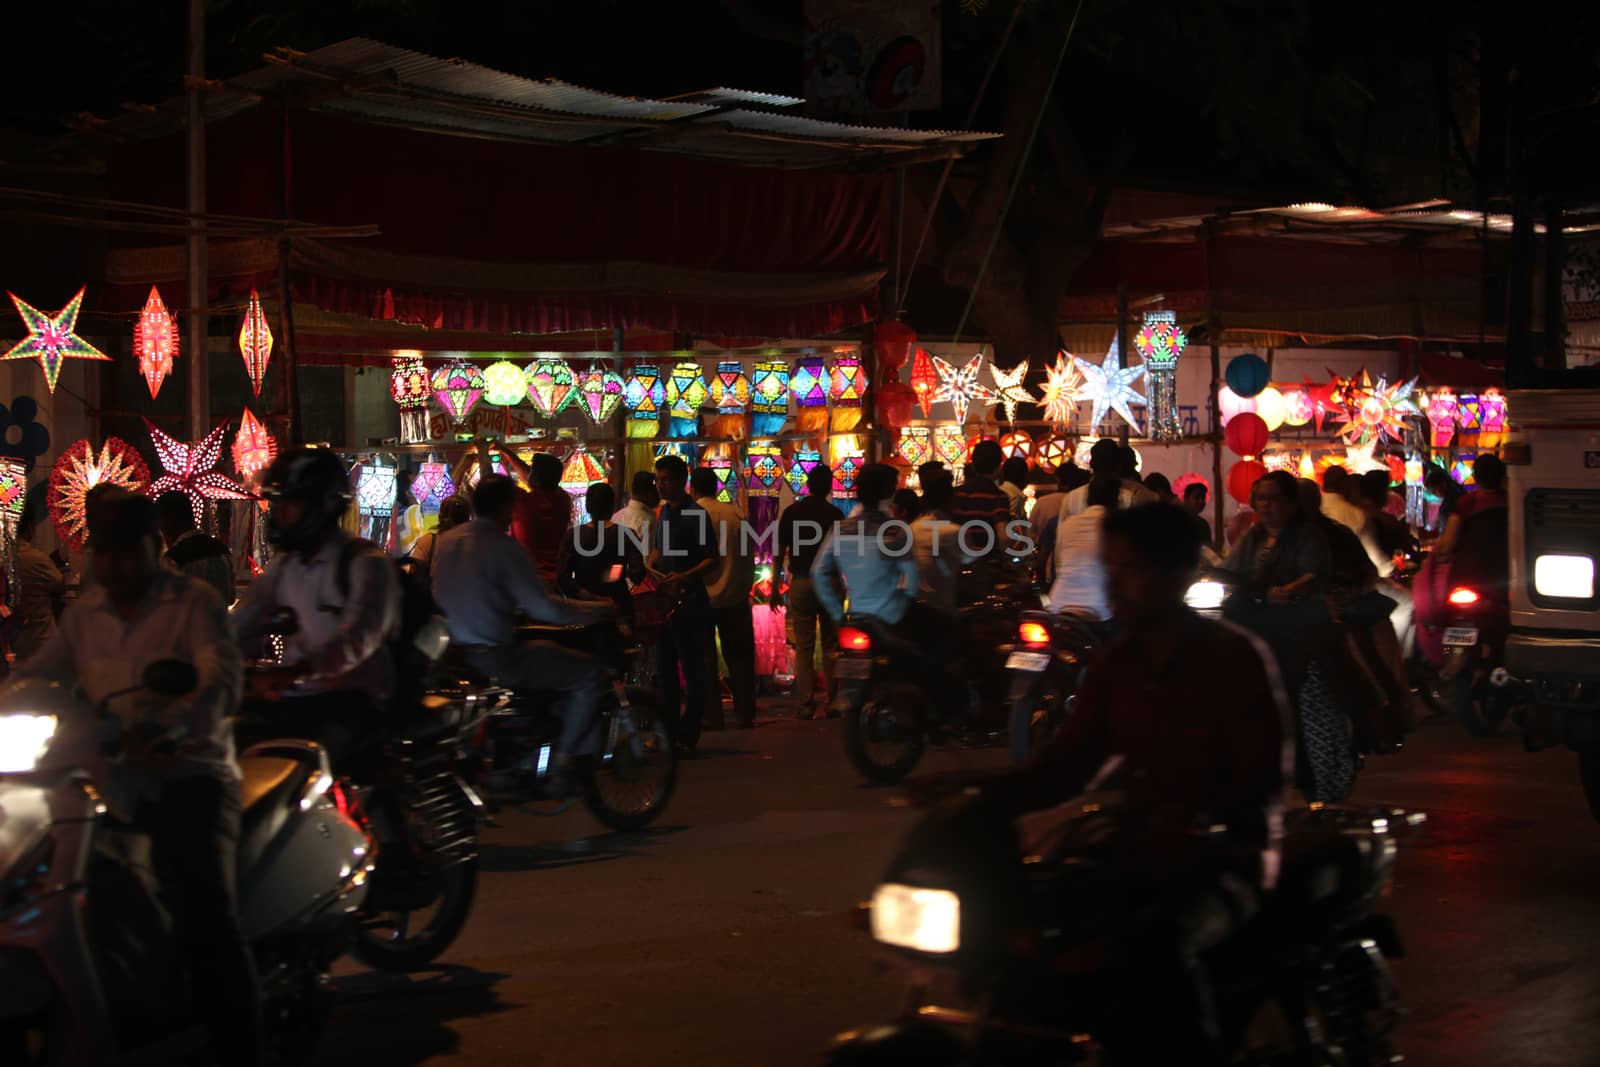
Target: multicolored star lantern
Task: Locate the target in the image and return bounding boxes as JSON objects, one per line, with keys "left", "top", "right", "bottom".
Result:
{"left": 988, "top": 361, "right": 1035, "bottom": 424}
{"left": 431, "top": 360, "right": 485, "bottom": 426}
{"left": 134, "top": 287, "right": 178, "bottom": 400}
{"left": 146, "top": 419, "right": 251, "bottom": 525}
{"left": 238, "top": 290, "right": 273, "bottom": 396}
{"left": 1304, "top": 374, "right": 1348, "bottom": 433}
{"left": 3, "top": 288, "right": 111, "bottom": 394}
{"left": 910, "top": 347, "right": 940, "bottom": 418}
{"left": 1040, "top": 353, "right": 1084, "bottom": 427}
{"left": 47, "top": 437, "right": 150, "bottom": 550}
{"left": 578, "top": 363, "right": 626, "bottom": 424}
{"left": 1073, "top": 337, "right": 1147, "bottom": 435}
{"left": 931, "top": 353, "right": 997, "bottom": 424}
{"left": 525, "top": 357, "right": 577, "bottom": 417}
{"left": 231, "top": 407, "right": 278, "bottom": 480}
{"left": 1333, "top": 372, "right": 1419, "bottom": 447}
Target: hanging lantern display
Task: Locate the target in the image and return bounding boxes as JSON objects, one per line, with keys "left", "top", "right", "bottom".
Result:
{"left": 786, "top": 448, "right": 822, "bottom": 496}
{"left": 873, "top": 321, "right": 917, "bottom": 377}
{"left": 1305, "top": 374, "right": 1348, "bottom": 432}
{"left": 1227, "top": 459, "right": 1268, "bottom": 504}
{"left": 133, "top": 286, "right": 178, "bottom": 400}
{"left": 1456, "top": 393, "right": 1482, "bottom": 433}
{"left": 897, "top": 427, "right": 932, "bottom": 468}
{"left": 1253, "top": 386, "right": 1287, "bottom": 432}
{"left": 666, "top": 360, "right": 709, "bottom": 437}
{"left": 1424, "top": 387, "right": 1458, "bottom": 448}
{"left": 989, "top": 361, "right": 1035, "bottom": 425}
{"left": 0, "top": 456, "right": 26, "bottom": 598}
{"left": 1477, "top": 388, "right": 1507, "bottom": 448}
{"left": 933, "top": 425, "right": 967, "bottom": 469}
{"left": 999, "top": 429, "right": 1033, "bottom": 459}
{"left": 238, "top": 290, "right": 273, "bottom": 397}
{"left": 624, "top": 364, "right": 666, "bottom": 438}
{"left": 525, "top": 356, "right": 577, "bottom": 417}
{"left": 574, "top": 362, "right": 626, "bottom": 425}
{"left": 146, "top": 419, "right": 252, "bottom": 526}
{"left": 356, "top": 464, "right": 398, "bottom": 518}
{"left": 1226, "top": 412, "right": 1270, "bottom": 458}
{"left": 1299, "top": 454, "right": 1317, "bottom": 479}
{"left": 1133, "top": 311, "right": 1188, "bottom": 441}
{"left": 1041, "top": 352, "right": 1084, "bottom": 428}
{"left": 1451, "top": 457, "right": 1476, "bottom": 485}
{"left": 931, "top": 352, "right": 997, "bottom": 425}
{"left": 747, "top": 443, "right": 784, "bottom": 497}
{"left": 1281, "top": 388, "right": 1313, "bottom": 427}
{"left": 832, "top": 451, "right": 864, "bottom": 501}
{"left": 1333, "top": 372, "right": 1420, "bottom": 446}
{"left": 910, "top": 347, "right": 940, "bottom": 419}
{"left": 1217, "top": 386, "right": 1256, "bottom": 427}
{"left": 1263, "top": 453, "right": 1295, "bottom": 473}
{"left": 47, "top": 437, "right": 150, "bottom": 550}
{"left": 1225, "top": 353, "right": 1269, "bottom": 398}
{"left": 411, "top": 462, "right": 455, "bottom": 514}
{"left": 559, "top": 447, "right": 608, "bottom": 523}
{"left": 4, "top": 288, "right": 111, "bottom": 394}
{"left": 1074, "top": 337, "right": 1146, "bottom": 436}
{"left": 1034, "top": 434, "right": 1071, "bottom": 472}
{"left": 231, "top": 407, "right": 278, "bottom": 481}
{"left": 482, "top": 360, "right": 528, "bottom": 408}
{"left": 389, "top": 353, "right": 432, "bottom": 442}
{"left": 829, "top": 351, "right": 867, "bottom": 433}
{"left": 706, "top": 454, "right": 739, "bottom": 503}
{"left": 791, "top": 355, "right": 830, "bottom": 407}
{"left": 430, "top": 360, "right": 485, "bottom": 427}
{"left": 711, "top": 361, "right": 752, "bottom": 413}
{"left": 1405, "top": 457, "right": 1425, "bottom": 486}
{"left": 750, "top": 359, "right": 790, "bottom": 436}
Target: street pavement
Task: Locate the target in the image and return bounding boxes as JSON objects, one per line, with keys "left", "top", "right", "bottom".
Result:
{"left": 315, "top": 710, "right": 1600, "bottom": 1067}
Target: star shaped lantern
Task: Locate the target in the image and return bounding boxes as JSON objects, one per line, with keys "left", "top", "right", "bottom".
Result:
{"left": 1333, "top": 372, "right": 1419, "bottom": 447}
{"left": 1040, "top": 353, "right": 1084, "bottom": 427}
{"left": 146, "top": 419, "right": 252, "bottom": 525}
{"left": 931, "top": 353, "right": 997, "bottom": 424}
{"left": 1073, "top": 337, "right": 1147, "bottom": 435}
{"left": 988, "top": 361, "right": 1035, "bottom": 424}
{"left": 238, "top": 290, "right": 273, "bottom": 397}
{"left": 4, "top": 288, "right": 111, "bottom": 394}
{"left": 231, "top": 407, "right": 278, "bottom": 481}
{"left": 47, "top": 437, "right": 150, "bottom": 551}
{"left": 134, "top": 287, "right": 179, "bottom": 400}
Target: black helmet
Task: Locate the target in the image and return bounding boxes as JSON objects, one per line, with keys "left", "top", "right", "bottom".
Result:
{"left": 261, "top": 447, "right": 352, "bottom": 552}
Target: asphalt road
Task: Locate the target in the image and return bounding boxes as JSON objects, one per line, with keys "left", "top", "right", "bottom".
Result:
{"left": 314, "top": 710, "right": 1600, "bottom": 1067}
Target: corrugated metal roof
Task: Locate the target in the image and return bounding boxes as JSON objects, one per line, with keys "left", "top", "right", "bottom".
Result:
{"left": 89, "top": 37, "right": 997, "bottom": 169}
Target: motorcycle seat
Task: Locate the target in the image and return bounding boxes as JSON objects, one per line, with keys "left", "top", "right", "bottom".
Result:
{"left": 239, "top": 756, "right": 303, "bottom": 814}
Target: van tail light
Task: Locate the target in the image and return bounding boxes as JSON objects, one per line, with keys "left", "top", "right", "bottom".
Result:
{"left": 1448, "top": 587, "right": 1480, "bottom": 607}
{"left": 839, "top": 627, "right": 872, "bottom": 653}
{"left": 1018, "top": 621, "right": 1051, "bottom": 648}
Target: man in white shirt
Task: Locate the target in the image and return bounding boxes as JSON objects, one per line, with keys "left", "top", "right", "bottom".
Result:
{"left": 12, "top": 490, "right": 259, "bottom": 1066}
{"left": 1062, "top": 440, "right": 1160, "bottom": 516}
{"left": 432, "top": 475, "right": 615, "bottom": 790}
{"left": 910, "top": 468, "right": 974, "bottom": 613}
{"left": 691, "top": 467, "right": 757, "bottom": 728}
{"left": 611, "top": 469, "right": 659, "bottom": 561}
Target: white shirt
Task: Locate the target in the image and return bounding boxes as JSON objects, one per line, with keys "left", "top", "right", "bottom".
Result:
{"left": 1063, "top": 479, "right": 1159, "bottom": 516}
{"left": 1047, "top": 504, "right": 1111, "bottom": 620}
{"left": 695, "top": 495, "right": 755, "bottom": 610}
{"left": 911, "top": 512, "right": 976, "bottom": 612}
{"left": 16, "top": 569, "right": 242, "bottom": 781}
{"left": 611, "top": 500, "right": 656, "bottom": 561}
{"left": 1322, "top": 493, "right": 1365, "bottom": 535}
{"left": 232, "top": 532, "right": 400, "bottom": 697}
{"left": 431, "top": 518, "right": 611, "bottom": 646}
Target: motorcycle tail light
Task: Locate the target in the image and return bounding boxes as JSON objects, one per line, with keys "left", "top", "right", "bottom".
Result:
{"left": 1448, "top": 586, "right": 1480, "bottom": 606}
{"left": 1018, "top": 621, "right": 1051, "bottom": 648}
{"left": 839, "top": 627, "right": 872, "bottom": 653}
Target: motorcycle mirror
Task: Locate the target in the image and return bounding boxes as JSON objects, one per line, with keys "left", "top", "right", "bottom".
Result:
{"left": 264, "top": 607, "right": 301, "bottom": 637}
{"left": 143, "top": 659, "right": 199, "bottom": 697}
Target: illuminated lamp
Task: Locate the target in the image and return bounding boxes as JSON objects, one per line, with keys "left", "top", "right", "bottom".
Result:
{"left": 238, "top": 290, "right": 273, "bottom": 397}
{"left": 1253, "top": 386, "right": 1287, "bottom": 432}
{"left": 1456, "top": 393, "right": 1481, "bottom": 431}
{"left": 1227, "top": 459, "right": 1268, "bottom": 504}
{"left": 791, "top": 355, "right": 829, "bottom": 407}
{"left": 577, "top": 362, "right": 626, "bottom": 425}
{"left": 1075, "top": 437, "right": 1142, "bottom": 472}
{"left": 1041, "top": 353, "right": 1084, "bottom": 427}
{"left": 965, "top": 433, "right": 995, "bottom": 463}
{"left": 1074, "top": 338, "right": 1145, "bottom": 435}
{"left": 1425, "top": 387, "right": 1458, "bottom": 448}
{"left": 1477, "top": 388, "right": 1507, "bottom": 447}
{"left": 389, "top": 353, "right": 432, "bottom": 442}
{"left": 786, "top": 448, "right": 822, "bottom": 496}
{"left": 231, "top": 408, "right": 277, "bottom": 481}
{"left": 1225, "top": 412, "right": 1270, "bottom": 458}
{"left": 624, "top": 364, "right": 666, "bottom": 438}
{"left": 999, "top": 429, "right": 1033, "bottom": 460}
{"left": 751, "top": 359, "right": 790, "bottom": 436}
{"left": 145, "top": 419, "right": 251, "bottom": 526}
{"left": 829, "top": 351, "right": 867, "bottom": 408}
{"left": 1404, "top": 457, "right": 1425, "bottom": 486}
{"left": 133, "top": 287, "right": 178, "bottom": 400}
{"left": 3, "top": 287, "right": 111, "bottom": 394}
{"left": 1224, "top": 353, "right": 1269, "bottom": 398}
{"left": 430, "top": 361, "right": 484, "bottom": 427}
{"left": 897, "top": 427, "right": 932, "bottom": 468}
{"left": 1034, "top": 434, "right": 1070, "bottom": 472}
{"left": 411, "top": 462, "right": 455, "bottom": 514}
{"left": 1281, "top": 388, "right": 1313, "bottom": 427}
{"left": 356, "top": 464, "right": 398, "bottom": 518}
{"left": 525, "top": 357, "right": 577, "bottom": 417}
{"left": 988, "top": 361, "right": 1035, "bottom": 425}
{"left": 47, "top": 438, "right": 149, "bottom": 550}
{"left": 707, "top": 454, "right": 739, "bottom": 503}
{"left": 933, "top": 425, "right": 967, "bottom": 469}
{"left": 1134, "top": 311, "right": 1187, "bottom": 441}
{"left": 932, "top": 352, "right": 996, "bottom": 425}
{"left": 482, "top": 360, "right": 528, "bottom": 408}
{"left": 910, "top": 347, "right": 940, "bottom": 418}
{"left": 832, "top": 452, "right": 864, "bottom": 501}
{"left": 1217, "top": 386, "right": 1256, "bottom": 427}
{"left": 712, "top": 361, "right": 752, "bottom": 413}
{"left": 747, "top": 443, "right": 784, "bottom": 497}
{"left": 666, "top": 360, "right": 709, "bottom": 437}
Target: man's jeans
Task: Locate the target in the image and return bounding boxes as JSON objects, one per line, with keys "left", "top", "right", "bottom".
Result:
{"left": 466, "top": 641, "right": 608, "bottom": 756}
{"left": 706, "top": 602, "right": 757, "bottom": 727}
{"left": 660, "top": 612, "right": 714, "bottom": 748}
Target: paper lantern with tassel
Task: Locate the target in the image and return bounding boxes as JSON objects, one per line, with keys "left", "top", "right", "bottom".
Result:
{"left": 792, "top": 355, "right": 829, "bottom": 407}
{"left": 751, "top": 359, "right": 790, "bottom": 436}
{"left": 411, "top": 462, "right": 455, "bottom": 515}
{"left": 525, "top": 357, "right": 577, "bottom": 417}
{"left": 1425, "top": 388, "right": 1458, "bottom": 448}
{"left": 933, "top": 425, "right": 966, "bottom": 469}
{"left": 747, "top": 443, "right": 784, "bottom": 497}
{"left": 577, "top": 362, "right": 626, "bottom": 424}
{"left": 786, "top": 448, "right": 822, "bottom": 496}
{"left": 706, "top": 454, "right": 740, "bottom": 504}
{"left": 431, "top": 360, "right": 485, "bottom": 427}
{"left": 483, "top": 359, "right": 528, "bottom": 434}
{"left": 666, "top": 360, "right": 708, "bottom": 437}
{"left": 829, "top": 351, "right": 867, "bottom": 432}
{"left": 832, "top": 451, "right": 864, "bottom": 501}
{"left": 711, "top": 361, "right": 751, "bottom": 413}
{"left": 897, "top": 427, "right": 932, "bottom": 468}
{"left": 624, "top": 364, "right": 666, "bottom": 439}
{"left": 1477, "top": 388, "right": 1507, "bottom": 448}
{"left": 559, "top": 447, "right": 607, "bottom": 524}
{"left": 389, "top": 354, "right": 432, "bottom": 442}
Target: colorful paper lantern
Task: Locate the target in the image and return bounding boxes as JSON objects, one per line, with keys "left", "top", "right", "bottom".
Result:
{"left": 411, "top": 462, "right": 455, "bottom": 514}
{"left": 47, "top": 437, "right": 150, "bottom": 551}
{"left": 873, "top": 321, "right": 917, "bottom": 376}
{"left": 1217, "top": 386, "right": 1256, "bottom": 427}
{"left": 712, "top": 361, "right": 752, "bottom": 414}
{"left": 483, "top": 360, "right": 529, "bottom": 408}
{"left": 751, "top": 360, "right": 790, "bottom": 436}
{"left": 0, "top": 457, "right": 25, "bottom": 553}
{"left": 1228, "top": 459, "right": 1268, "bottom": 504}
{"left": 1306, "top": 374, "right": 1349, "bottom": 433}
{"left": 832, "top": 452, "right": 864, "bottom": 500}
{"left": 133, "top": 286, "right": 178, "bottom": 400}
{"left": 1333, "top": 373, "right": 1420, "bottom": 446}
{"left": 988, "top": 361, "right": 1035, "bottom": 425}
{"left": 389, "top": 353, "right": 432, "bottom": 442}
{"left": 933, "top": 425, "right": 967, "bottom": 469}
{"left": 706, "top": 455, "right": 740, "bottom": 503}
{"left": 1253, "top": 386, "right": 1287, "bottom": 432}
{"left": 525, "top": 357, "right": 577, "bottom": 417}
{"left": 1281, "top": 388, "right": 1313, "bottom": 428}
{"left": 1034, "top": 434, "right": 1070, "bottom": 472}
{"left": 1225, "top": 412, "right": 1270, "bottom": 457}
{"left": 932, "top": 352, "right": 997, "bottom": 424}
{"left": 3, "top": 288, "right": 111, "bottom": 394}
{"left": 625, "top": 365, "right": 667, "bottom": 416}
{"left": 897, "top": 427, "right": 932, "bottom": 468}
{"left": 1456, "top": 393, "right": 1481, "bottom": 432}
{"left": 999, "top": 429, "right": 1033, "bottom": 459}
{"left": 910, "top": 347, "right": 940, "bottom": 418}
{"left": 791, "top": 355, "right": 830, "bottom": 408}
{"left": 665, "top": 360, "right": 708, "bottom": 437}
{"left": 1477, "top": 387, "right": 1507, "bottom": 448}
{"left": 1451, "top": 457, "right": 1476, "bottom": 485}
{"left": 578, "top": 363, "right": 626, "bottom": 424}
{"left": 231, "top": 408, "right": 277, "bottom": 480}
{"left": 1404, "top": 457, "right": 1425, "bottom": 486}
{"left": 1074, "top": 337, "right": 1146, "bottom": 435}
{"left": 1041, "top": 352, "right": 1084, "bottom": 428}
{"left": 356, "top": 464, "right": 398, "bottom": 517}
{"left": 786, "top": 448, "right": 822, "bottom": 496}
{"left": 1134, "top": 311, "right": 1187, "bottom": 441}
{"left": 1424, "top": 387, "right": 1458, "bottom": 448}
{"left": 1225, "top": 353, "right": 1269, "bottom": 398}
{"left": 146, "top": 419, "right": 252, "bottom": 526}
{"left": 238, "top": 290, "right": 273, "bottom": 397}
{"left": 1173, "top": 473, "right": 1211, "bottom": 501}
{"left": 1074, "top": 437, "right": 1144, "bottom": 471}
{"left": 559, "top": 447, "right": 608, "bottom": 494}
{"left": 747, "top": 443, "right": 784, "bottom": 497}
{"left": 431, "top": 361, "right": 485, "bottom": 426}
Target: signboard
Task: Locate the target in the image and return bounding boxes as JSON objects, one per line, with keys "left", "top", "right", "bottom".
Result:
{"left": 804, "top": 0, "right": 941, "bottom": 114}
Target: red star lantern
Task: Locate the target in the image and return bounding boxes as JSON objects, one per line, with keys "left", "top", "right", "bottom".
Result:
{"left": 232, "top": 408, "right": 278, "bottom": 481}
{"left": 238, "top": 290, "right": 273, "bottom": 396}
{"left": 911, "top": 347, "right": 940, "bottom": 418}
{"left": 133, "top": 287, "right": 179, "bottom": 400}
{"left": 146, "top": 419, "right": 252, "bottom": 525}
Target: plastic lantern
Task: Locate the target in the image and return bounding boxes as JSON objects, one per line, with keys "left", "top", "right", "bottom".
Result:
{"left": 48, "top": 437, "right": 150, "bottom": 550}
{"left": 389, "top": 354, "right": 432, "bottom": 442}
{"left": 1224, "top": 353, "right": 1269, "bottom": 398}
{"left": 786, "top": 448, "right": 822, "bottom": 496}
{"left": 664, "top": 360, "right": 708, "bottom": 437}
{"left": 525, "top": 357, "right": 577, "bottom": 417}
{"left": 1000, "top": 429, "right": 1033, "bottom": 460}
{"left": 897, "top": 427, "right": 932, "bottom": 468}
{"left": 577, "top": 362, "right": 626, "bottom": 425}
{"left": 231, "top": 407, "right": 277, "bottom": 480}
{"left": 1253, "top": 386, "right": 1287, "bottom": 432}
{"left": 4, "top": 288, "right": 111, "bottom": 394}
{"left": 624, "top": 364, "right": 666, "bottom": 438}
{"left": 560, "top": 448, "right": 608, "bottom": 523}
{"left": 482, "top": 360, "right": 527, "bottom": 408}
{"left": 356, "top": 464, "right": 398, "bottom": 518}
{"left": 1035, "top": 434, "right": 1070, "bottom": 472}
{"left": 431, "top": 361, "right": 485, "bottom": 427}
{"left": 706, "top": 455, "right": 739, "bottom": 503}
{"left": 751, "top": 360, "right": 790, "bottom": 436}
{"left": 146, "top": 419, "right": 251, "bottom": 526}
{"left": 829, "top": 351, "right": 867, "bottom": 433}
{"left": 238, "top": 290, "right": 273, "bottom": 397}
{"left": 1225, "top": 412, "right": 1270, "bottom": 457}
{"left": 134, "top": 286, "right": 178, "bottom": 400}
{"left": 1425, "top": 387, "right": 1458, "bottom": 448}
{"left": 910, "top": 348, "right": 940, "bottom": 418}
{"left": 1217, "top": 386, "right": 1256, "bottom": 427}
{"left": 1227, "top": 459, "right": 1268, "bottom": 504}
{"left": 712, "top": 361, "right": 752, "bottom": 414}
{"left": 1281, "top": 388, "right": 1313, "bottom": 427}
{"left": 933, "top": 425, "right": 967, "bottom": 469}
{"left": 1477, "top": 388, "right": 1507, "bottom": 447}
{"left": 875, "top": 381, "right": 916, "bottom": 431}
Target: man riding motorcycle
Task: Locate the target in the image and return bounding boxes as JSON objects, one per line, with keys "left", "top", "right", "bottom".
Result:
{"left": 8, "top": 490, "right": 260, "bottom": 1066}
{"left": 232, "top": 447, "right": 401, "bottom": 766}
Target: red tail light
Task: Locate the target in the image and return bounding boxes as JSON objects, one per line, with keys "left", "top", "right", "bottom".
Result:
{"left": 1018, "top": 621, "right": 1051, "bottom": 648}
{"left": 1448, "top": 587, "right": 1480, "bottom": 606}
{"left": 838, "top": 626, "right": 872, "bottom": 653}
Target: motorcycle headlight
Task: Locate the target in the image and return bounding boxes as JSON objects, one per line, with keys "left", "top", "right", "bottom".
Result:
{"left": 0, "top": 715, "right": 57, "bottom": 774}
{"left": 1184, "top": 580, "right": 1227, "bottom": 611}
{"left": 870, "top": 883, "right": 961, "bottom": 954}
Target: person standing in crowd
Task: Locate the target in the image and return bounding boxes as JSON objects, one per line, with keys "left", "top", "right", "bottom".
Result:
{"left": 647, "top": 455, "right": 719, "bottom": 753}
{"left": 612, "top": 469, "right": 660, "bottom": 557}
{"left": 1319, "top": 466, "right": 1366, "bottom": 534}
{"left": 1046, "top": 453, "right": 1122, "bottom": 620}
{"left": 910, "top": 468, "right": 972, "bottom": 615}
{"left": 774, "top": 464, "right": 845, "bottom": 720}
{"left": 999, "top": 456, "right": 1032, "bottom": 520}
{"left": 1064, "top": 440, "right": 1159, "bottom": 515}
{"left": 1030, "top": 462, "right": 1089, "bottom": 551}
{"left": 915, "top": 460, "right": 948, "bottom": 489}
{"left": 389, "top": 469, "right": 424, "bottom": 556}
{"left": 497, "top": 446, "right": 572, "bottom": 583}
{"left": 951, "top": 440, "right": 1012, "bottom": 555}
{"left": 691, "top": 467, "right": 756, "bottom": 730}
{"left": 812, "top": 463, "right": 924, "bottom": 643}
{"left": 1120, "top": 446, "right": 1161, "bottom": 504}
{"left": 9, "top": 487, "right": 62, "bottom": 663}
{"left": 1143, "top": 472, "right": 1175, "bottom": 502}
{"left": 407, "top": 494, "right": 472, "bottom": 578}
{"left": 557, "top": 482, "right": 645, "bottom": 620}
{"left": 892, "top": 487, "right": 922, "bottom": 522}
{"left": 156, "top": 490, "right": 236, "bottom": 606}
{"left": 1183, "top": 480, "right": 1214, "bottom": 548}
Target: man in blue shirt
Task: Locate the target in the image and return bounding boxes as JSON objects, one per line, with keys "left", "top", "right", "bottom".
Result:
{"left": 812, "top": 463, "right": 921, "bottom": 630}
{"left": 646, "top": 454, "right": 720, "bottom": 754}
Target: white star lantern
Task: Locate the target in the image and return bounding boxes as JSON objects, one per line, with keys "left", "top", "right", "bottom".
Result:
{"left": 931, "top": 352, "right": 997, "bottom": 424}
{"left": 1073, "top": 337, "right": 1147, "bottom": 436}
{"left": 1040, "top": 353, "right": 1084, "bottom": 427}
{"left": 145, "top": 419, "right": 252, "bottom": 525}
{"left": 988, "top": 361, "right": 1035, "bottom": 424}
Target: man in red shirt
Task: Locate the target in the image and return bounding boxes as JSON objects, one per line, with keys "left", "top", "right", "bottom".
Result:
{"left": 501, "top": 449, "right": 573, "bottom": 583}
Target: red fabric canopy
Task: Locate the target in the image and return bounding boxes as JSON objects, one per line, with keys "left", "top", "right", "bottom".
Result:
{"left": 106, "top": 109, "right": 887, "bottom": 338}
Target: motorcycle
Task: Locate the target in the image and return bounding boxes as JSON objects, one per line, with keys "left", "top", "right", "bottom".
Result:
{"left": 1438, "top": 581, "right": 1512, "bottom": 738}
{"left": 835, "top": 560, "right": 1036, "bottom": 784}
{"left": 1001, "top": 611, "right": 1106, "bottom": 764}
{"left": 445, "top": 619, "right": 677, "bottom": 833}
{"left": 0, "top": 660, "right": 374, "bottom": 1066}
{"left": 829, "top": 796, "right": 1424, "bottom": 1066}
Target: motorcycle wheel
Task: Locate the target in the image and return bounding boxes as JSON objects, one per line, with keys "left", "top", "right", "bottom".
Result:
{"left": 842, "top": 685, "right": 925, "bottom": 784}
{"left": 1578, "top": 749, "right": 1600, "bottom": 823}
{"left": 352, "top": 859, "right": 480, "bottom": 972}
{"left": 1454, "top": 667, "right": 1507, "bottom": 738}
{"left": 1008, "top": 689, "right": 1065, "bottom": 764}
{"left": 582, "top": 692, "right": 678, "bottom": 833}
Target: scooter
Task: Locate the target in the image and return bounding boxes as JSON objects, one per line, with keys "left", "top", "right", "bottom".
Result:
{"left": 1439, "top": 581, "right": 1512, "bottom": 737}
{"left": 1001, "top": 611, "right": 1105, "bottom": 764}
{"left": 0, "top": 660, "right": 374, "bottom": 1066}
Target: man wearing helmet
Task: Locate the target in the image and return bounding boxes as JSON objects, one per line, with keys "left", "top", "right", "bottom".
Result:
{"left": 232, "top": 447, "right": 401, "bottom": 763}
